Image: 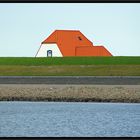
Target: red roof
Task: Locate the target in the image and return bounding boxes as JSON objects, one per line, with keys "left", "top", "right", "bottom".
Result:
{"left": 42, "top": 30, "right": 112, "bottom": 56}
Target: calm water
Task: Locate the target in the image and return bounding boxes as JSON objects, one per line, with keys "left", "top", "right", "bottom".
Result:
{"left": 0, "top": 102, "right": 140, "bottom": 137}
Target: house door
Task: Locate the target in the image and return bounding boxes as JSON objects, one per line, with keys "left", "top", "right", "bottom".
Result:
{"left": 47, "top": 50, "right": 52, "bottom": 57}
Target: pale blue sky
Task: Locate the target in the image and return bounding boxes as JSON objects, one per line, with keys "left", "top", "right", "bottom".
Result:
{"left": 0, "top": 3, "right": 140, "bottom": 56}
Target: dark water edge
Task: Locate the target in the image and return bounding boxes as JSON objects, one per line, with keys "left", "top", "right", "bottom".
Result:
{"left": 0, "top": 102, "right": 140, "bottom": 137}
{"left": 0, "top": 97, "right": 140, "bottom": 103}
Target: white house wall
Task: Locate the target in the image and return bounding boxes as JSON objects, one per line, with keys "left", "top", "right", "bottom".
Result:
{"left": 36, "top": 43, "right": 63, "bottom": 57}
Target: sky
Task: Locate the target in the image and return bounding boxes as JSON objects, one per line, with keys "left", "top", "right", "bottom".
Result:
{"left": 0, "top": 3, "right": 140, "bottom": 57}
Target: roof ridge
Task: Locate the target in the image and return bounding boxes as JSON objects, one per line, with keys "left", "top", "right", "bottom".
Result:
{"left": 55, "top": 29, "right": 80, "bottom": 32}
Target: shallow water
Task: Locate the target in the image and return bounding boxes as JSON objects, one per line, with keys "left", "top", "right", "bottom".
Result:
{"left": 0, "top": 102, "right": 140, "bottom": 137}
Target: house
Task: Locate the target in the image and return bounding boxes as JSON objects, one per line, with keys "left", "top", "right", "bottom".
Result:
{"left": 35, "top": 30, "right": 112, "bottom": 57}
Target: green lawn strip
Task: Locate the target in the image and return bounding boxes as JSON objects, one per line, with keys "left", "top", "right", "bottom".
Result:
{"left": 0, "top": 56, "right": 140, "bottom": 65}
{"left": 0, "top": 65, "right": 140, "bottom": 76}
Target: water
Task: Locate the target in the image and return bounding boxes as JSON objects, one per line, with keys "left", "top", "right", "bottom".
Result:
{"left": 0, "top": 102, "right": 140, "bottom": 137}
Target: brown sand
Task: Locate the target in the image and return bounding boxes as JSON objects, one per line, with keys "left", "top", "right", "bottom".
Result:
{"left": 0, "top": 84, "right": 140, "bottom": 103}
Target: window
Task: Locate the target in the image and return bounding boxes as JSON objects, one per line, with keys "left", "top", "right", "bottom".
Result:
{"left": 47, "top": 50, "right": 52, "bottom": 57}
{"left": 78, "top": 36, "right": 82, "bottom": 41}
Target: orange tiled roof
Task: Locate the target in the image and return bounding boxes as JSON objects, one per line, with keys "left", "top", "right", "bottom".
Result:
{"left": 42, "top": 30, "right": 112, "bottom": 56}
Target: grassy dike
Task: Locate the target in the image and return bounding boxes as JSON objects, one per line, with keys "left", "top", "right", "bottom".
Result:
{"left": 0, "top": 56, "right": 140, "bottom": 76}
{"left": 0, "top": 65, "right": 140, "bottom": 76}
{"left": 0, "top": 57, "right": 140, "bottom": 103}
{"left": 0, "top": 56, "right": 140, "bottom": 65}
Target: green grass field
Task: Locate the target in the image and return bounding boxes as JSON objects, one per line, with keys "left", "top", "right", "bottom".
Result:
{"left": 0, "top": 56, "right": 140, "bottom": 65}
{"left": 0, "top": 56, "right": 140, "bottom": 76}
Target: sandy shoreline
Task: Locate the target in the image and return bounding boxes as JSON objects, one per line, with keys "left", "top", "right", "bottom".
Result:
{"left": 0, "top": 84, "right": 140, "bottom": 103}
